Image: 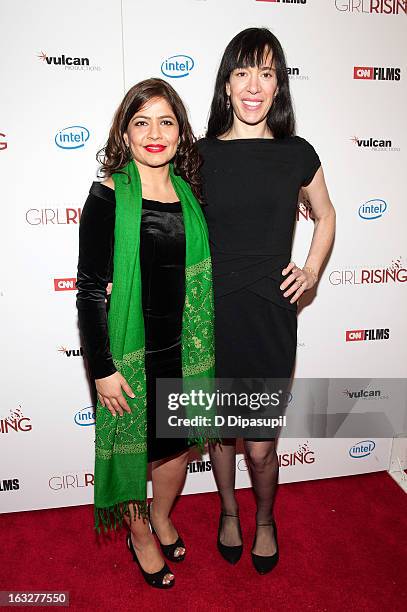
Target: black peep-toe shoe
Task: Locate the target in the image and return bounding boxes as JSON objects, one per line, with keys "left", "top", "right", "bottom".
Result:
{"left": 217, "top": 512, "right": 243, "bottom": 565}
{"left": 251, "top": 518, "right": 279, "bottom": 575}
{"left": 126, "top": 533, "right": 175, "bottom": 589}
{"left": 148, "top": 502, "right": 186, "bottom": 563}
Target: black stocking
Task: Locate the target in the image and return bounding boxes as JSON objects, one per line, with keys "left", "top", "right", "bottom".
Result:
{"left": 243, "top": 439, "right": 279, "bottom": 555}
{"left": 208, "top": 439, "right": 242, "bottom": 547}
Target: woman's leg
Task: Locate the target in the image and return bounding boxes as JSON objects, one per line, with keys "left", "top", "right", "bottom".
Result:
{"left": 243, "top": 439, "right": 279, "bottom": 555}
{"left": 209, "top": 439, "right": 242, "bottom": 546}
{"left": 124, "top": 506, "right": 174, "bottom": 585}
{"left": 150, "top": 449, "right": 189, "bottom": 557}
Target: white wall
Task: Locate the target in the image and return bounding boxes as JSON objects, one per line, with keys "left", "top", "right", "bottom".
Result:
{"left": 1, "top": 0, "right": 406, "bottom": 512}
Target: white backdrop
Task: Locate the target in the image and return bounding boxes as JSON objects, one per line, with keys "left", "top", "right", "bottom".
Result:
{"left": 1, "top": 0, "right": 406, "bottom": 513}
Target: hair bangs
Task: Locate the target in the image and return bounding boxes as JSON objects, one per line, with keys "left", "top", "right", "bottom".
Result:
{"left": 231, "top": 30, "right": 275, "bottom": 71}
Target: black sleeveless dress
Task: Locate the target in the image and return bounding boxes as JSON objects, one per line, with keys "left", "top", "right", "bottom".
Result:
{"left": 197, "top": 136, "right": 321, "bottom": 380}
{"left": 76, "top": 182, "right": 188, "bottom": 462}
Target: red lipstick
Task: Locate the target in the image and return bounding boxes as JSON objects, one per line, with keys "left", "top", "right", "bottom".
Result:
{"left": 145, "top": 144, "right": 166, "bottom": 153}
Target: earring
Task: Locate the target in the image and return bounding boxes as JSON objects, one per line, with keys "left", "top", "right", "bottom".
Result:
{"left": 126, "top": 145, "right": 132, "bottom": 159}
{"left": 226, "top": 95, "right": 231, "bottom": 110}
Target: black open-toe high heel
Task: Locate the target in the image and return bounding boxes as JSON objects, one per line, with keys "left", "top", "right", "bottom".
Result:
{"left": 217, "top": 512, "right": 243, "bottom": 565}
{"left": 251, "top": 518, "right": 279, "bottom": 575}
{"left": 148, "top": 502, "right": 186, "bottom": 563}
{"left": 126, "top": 533, "right": 175, "bottom": 589}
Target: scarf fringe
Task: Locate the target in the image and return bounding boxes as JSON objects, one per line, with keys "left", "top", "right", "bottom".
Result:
{"left": 94, "top": 499, "right": 148, "bottom": 534}
{"left": 188, "top": 433, "right": 222, "bottom": 454}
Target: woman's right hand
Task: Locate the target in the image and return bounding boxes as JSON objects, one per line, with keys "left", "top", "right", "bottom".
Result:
{"left": 95, "top": 372, "right": 135, "bottom": 417}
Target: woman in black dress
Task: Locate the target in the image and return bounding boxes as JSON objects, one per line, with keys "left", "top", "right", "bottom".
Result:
{"left": 198, "top": 28, "right": 336, "bottom": 573}
{"left": 76, "top": 79, "right": 206, "bottom": 588}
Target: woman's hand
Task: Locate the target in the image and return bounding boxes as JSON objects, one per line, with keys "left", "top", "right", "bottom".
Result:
{"left": 105, "top": 282, "right": 113, "bottom": 304}
{"left": 280, "top": 262, "right": 318, "bottom": 304}
{"left": 95, "top": 372, "right": 135, "bottom": 417}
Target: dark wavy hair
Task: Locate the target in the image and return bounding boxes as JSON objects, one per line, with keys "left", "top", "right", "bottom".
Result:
{"left": 97, "top": 78, "right": 201, "bottom": 199}
{"left": 207, "top": 28, "right": 295, "bottom": 139}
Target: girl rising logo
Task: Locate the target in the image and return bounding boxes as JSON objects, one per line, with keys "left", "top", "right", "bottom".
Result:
{"left": 0, "top": 406, "right": 32, "bottom": 434}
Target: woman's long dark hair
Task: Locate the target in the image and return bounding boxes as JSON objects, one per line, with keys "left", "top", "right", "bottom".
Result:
{"left": 97, "top": 78, "right": 201, "bottom": 199}
{"left": 207, "top": 28, "right": 295, "bottom": 139}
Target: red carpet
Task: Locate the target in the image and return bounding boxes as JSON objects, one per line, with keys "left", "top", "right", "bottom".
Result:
{"left": 1, "top": 471, "right": 406, "bottom": 611}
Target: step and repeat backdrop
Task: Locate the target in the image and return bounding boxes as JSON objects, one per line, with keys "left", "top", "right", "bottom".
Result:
{"left": 1, "top": 0, "right": 406, "bottom": 513}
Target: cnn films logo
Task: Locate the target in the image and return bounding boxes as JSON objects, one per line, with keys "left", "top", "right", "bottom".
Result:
{"left": 343, "top": 388, "right": 389, "bottom": 400}
{"left": 351, "top": 135, "right": 400, "bottom": 152}
{"left": 187, "top": 460, "right": 212, "bottom": 473}
{"left": 161, "top": 55, "right": 195, "bottom": 78}
{"left": 54, "top": 278, "right": 76, "bottom": 291}
{"left": 37, "top": 51, "right": 101, "bottom": 71}
{"left": 349, "top": 440, "right": 376, "bottom": 458}
{"left": 58, "top": 346, "right": 83, "bottom": 358}
{"left": 238, "top": 441, "right": 315, "bottom": 470}
{"left": 287, "top": 66, "right": 309, "bottom": 81}
{"left": 256, "top": 1, "right": 307, "bottom": 4}
{"left": 0, "top": 478, "right": 20, "bottom": 492}
{"left": 55, "top": 126, "right": 90, "bottom": 150}
{"left": 48, "top": 473, "right": 94, "bottom": 490}
{"left": 0, "top": 132, "right": 7, "bottom": 151}
{"left": 345, "top": 328, "right": 390, "bottom": 342}
{"left": 74, "top": 406, "right": 95, "bottom": 427}
{"left": 329, "top": 257, "right": 407, "bottom": 285}
{"left": 26, "top": 207, "right": 81, "bottom": 225}
{"left": 358, "top": 198, "right": 387, "bottom": 220}
{"left": 354, "top": 66, "right": 401, "bottom": 81}
{"left": 335, "top": 0, "right": 407, "bottom": 15}
{"left": 0, "top": 406, "right": 32, "bottom": 434}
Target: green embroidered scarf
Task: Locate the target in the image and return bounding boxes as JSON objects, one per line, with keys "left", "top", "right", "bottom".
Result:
{"left": 94, "top": 160, "right": 215, "bottom": 533}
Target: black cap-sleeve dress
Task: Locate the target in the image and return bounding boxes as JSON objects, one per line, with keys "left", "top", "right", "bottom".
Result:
{"left": 197, "top": 136, "right": 321, "bottom": 379}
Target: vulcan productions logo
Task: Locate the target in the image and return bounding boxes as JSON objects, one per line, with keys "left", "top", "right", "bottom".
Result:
{"left": 26, "top": 207, "right": 81, "bottom": 225}
{"left": 351, "top": 136, "right": 399, "bottom": 152}
{"left": 0, "top": 406, "right": 32, "bottom": 434}
{"left": 58, "top": 346, "right": 83, "bottom": 357}
{"left": 343, "top": 387, "right": 389, "bottom": 400}
{"left": 37, "top": 51, "right": 101, "bottom": 71}
{"left": 0, "top": 478, "right": 20, "bottom": 492}
{"left": 335, "top": 0, "right": 407, "bottom": 14}
{"left": 354, "top": 66, "right": 401, "bottom": 80}
{"left": 345, "top": 328, "right": 390, "bottom": 342}
{"left": 287, "top": 66, "right": 309, "bottom": 81}
{"left": 329, "top": 257, "right": 406, "bottom": 285}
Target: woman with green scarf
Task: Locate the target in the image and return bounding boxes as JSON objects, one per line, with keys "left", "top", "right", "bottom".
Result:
{"left": 76, "top": 78, "right": 214, "bottom": 589}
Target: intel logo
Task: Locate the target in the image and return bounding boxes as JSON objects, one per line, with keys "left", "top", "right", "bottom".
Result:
{"left": 161, "top": 55, "right": 194, "bottom": 78}
{"left": 74, "top": 406, "right": 95, "bottom": 426}
{"left": 349, "top": 440, "right": 376, "bottom": 458}
{"left": 358, "top": 199, "right": 387, "bottom": 220}
{"left": 55, "top": 125, "right": 90, "bottom": 150}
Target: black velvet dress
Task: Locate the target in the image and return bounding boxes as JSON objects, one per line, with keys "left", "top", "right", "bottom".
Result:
{"left": 76, "top": 182, "right": 189, "bottom": 462}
